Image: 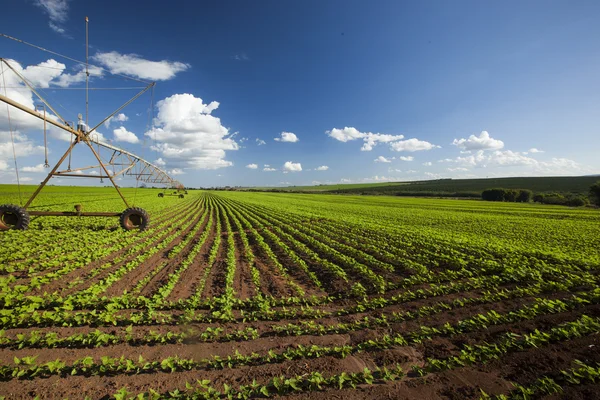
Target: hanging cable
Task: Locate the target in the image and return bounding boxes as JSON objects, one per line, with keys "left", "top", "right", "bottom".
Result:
{"left": 0, "top": 33, "right": 151, "bottom": 84}
{"left": 1, "top": 62, "right": 23, "bottom": 205}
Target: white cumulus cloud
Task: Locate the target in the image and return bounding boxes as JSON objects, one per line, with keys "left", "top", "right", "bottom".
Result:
{"left": 113, "top": 126, "right": 139, "bottom": 143}
{"left": 145, "top": 93, "right": 238, "bottom": 170}
{"left": 452, "top": 131, "right": 504, "bottom": 151}
{"left": 374, "top": 156, "right": 393, "bottom": 163}
{"left": 422, "top": 161, "right": 432, "bottom": 166}
{"left": 326, "top": 127, "right": 407, "bottom": 151}
{"left": 246, "top": 163, "right": 258, "bottom": 169}
{"left": 528, "top": 148, "right": 544, "bottom": 153}
{"left": 390, "top": 138, "right": 440, "bottom": 152}
{"left": 34, "top": 0, "right": 70, "bottom": 35}
{"left": 92, "top": 51, "right": 190, "bottom": 81}
{"left": 104, "top": 113, "right": 129, "bottom": 128}
{"left": 399, "top": 156, "right": 414, "bottom": 161}
{"left": 274, "top": 131, "right": 299, "bottom": 143}
{"left": 315, "top": 165, "right": 329, "bottom": 171}
{"left": 22, "top": 164, "right": 47, "bottom": 173}
{"left": 283, "top": 161, "right": 302, "bottom": 172}
{"left": 263, "top": 167, "right": 276, "bottom": 172}
{"left": 256, "top": 138, "right": 266, "bottom": 146}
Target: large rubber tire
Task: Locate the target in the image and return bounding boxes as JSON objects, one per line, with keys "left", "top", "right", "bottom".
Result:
{"left": 120, "top": 207, "right": 149, "bottom": 231}
{"left": 0, "top": 204, "right": 30, "bottom": 231}
{"left": 158, "top": 193, "right": 164, "bottom": 198}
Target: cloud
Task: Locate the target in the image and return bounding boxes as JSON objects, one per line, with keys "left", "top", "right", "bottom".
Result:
{"left": 233, "top": 53, "right": 250, "bottom": 61}
{"left": 169, "top": 168, "right": 185, "bottom": 175}
{"left": 154, "top": 158, "right": 166, "bottom": 167}
{"left": 22, "top": 59, "right": 66, "bottom": 88}
{"left": 389, "top": 138, "right": 440, "bottom": 152}
{"left": 528, "top": 148, "right": 544, "bottom": 153}
{"left": 263, "top": 167, "right": 276, "bottom": 171}
{"left": 113, "top": 126, "right": 139, "bottom": 143}
{"left": 326, "top": 127, "right": 406, "bottom": 151}
{"left": 315, "top": 165, "right": 329, "bottom": 171}
{"left": 104, "top": 113, "right": 129, "bottom": 128}
{"left": 246, "top": 163, "right": 258, "bottom": 169}
{"left": 0, "top": 131, "right": 45, "bottom": 169}
{"left": 447, "top": 167, "right": 469, "bottom": 172}
{"left": 22, "top": 164, "right": 47, "bottom": 173}
{"left": 374, "top": 156, "right": 392, "bottom": 163}
{"left": 52, "top": 64, "right": 104, "bottom": 87}
{"left": 442, "top": 149, "right": 587, "bottom": 174}
{"left": 452, "top": 131, "right": 504, "bottom": 151}
{"left": 256, "top": 138, "right": 266, "bottom": 146}
{"left": 274, "top": 131, "right": 299, "bottom": 143}
{"left": 145, "top": 93, "right": 238, "bottom": 170}
{"left": 399, "top": 156, "right": 414, "bottom": 161}
{"left": 422, "top": 161, "right": 432, "bottom": 166}
{"left": 283, "top": 161, "right": 302, "bottom": 172}
{"left": 92, "top": 51, "right": 190, "bottom": 81}
{"left": 34, "top": 0, "right": 70, "bottom": 35}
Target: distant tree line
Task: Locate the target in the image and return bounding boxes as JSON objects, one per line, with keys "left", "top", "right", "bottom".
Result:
{"left": 481, "top": 180, "right": 600, "bottom": 207}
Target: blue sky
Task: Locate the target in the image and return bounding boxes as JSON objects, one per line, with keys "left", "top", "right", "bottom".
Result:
{"left": 1, "top": 0, "right": 599, "bottom": 188}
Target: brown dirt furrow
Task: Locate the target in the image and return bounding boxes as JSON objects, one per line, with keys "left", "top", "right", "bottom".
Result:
{"left": 26, "top": 198, "right": 202, "bottom": 297}
{"left": 66, "top": 199, "right": 204, "bottom": 298}
{"left": 165, "top": 208, "right": 217, "bottom": 302}
{"left": 0, "top": 333, "right": 351, "bottom": 364}
{"left": 258, "top": 229, "right": 327, "bottom": 298}
{"left": 0, "top": 354, "right": 375, "bottom": 400}
{"left": 230, "top": 226, "right": 256, "bottom": 300}
{"left": 129, "top": 204, "right": 209, "bottom": 298}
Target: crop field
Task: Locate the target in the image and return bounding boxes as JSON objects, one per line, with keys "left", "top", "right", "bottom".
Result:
{"left": 0, "top": 187, "right": 600, "bottom": 399}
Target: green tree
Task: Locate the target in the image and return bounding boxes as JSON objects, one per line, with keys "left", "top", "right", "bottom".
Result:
{"left": 590, "top": 180, "right": 600, "bottom": 206}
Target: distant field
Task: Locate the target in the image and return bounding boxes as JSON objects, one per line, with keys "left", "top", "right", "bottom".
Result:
{"left": 252, "top": 176, "right": 599, "bottom": 197}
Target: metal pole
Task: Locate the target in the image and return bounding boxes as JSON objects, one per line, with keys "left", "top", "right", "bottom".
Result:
{"left": 24, "top": 140, "right": 78, "bottom": 209}
{"left": 83, "top": 139, "right": 130, "bottom": 208}
{"left": 85, "top": 16, "right": 89, "bottom": 131}
{"left": 0, "top": 59, "right": 69, "bottom": 126}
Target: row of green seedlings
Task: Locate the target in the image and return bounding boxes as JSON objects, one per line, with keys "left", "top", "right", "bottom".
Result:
{"left": 4, "top": 208, "right": 595, "bottom": 328}
{"left": 110, "top": 359, "right": 600, "bottom": 399}
{"left": 4, "top": 313, "right": 598, "bottom": 398}
{"left": 226, "top": 195, "right": 596, "bottom": 293}
{"left": 0, "top": 196, "right": 202, "bottom": 308}
{"left": 219, "top": 196, "right": 347, "bottom": 291}
{"left": 70, "top": 197, "right": 206, "bottom": 289}
{"left": 146, "top": 203, "right": 213, "bottom": 303}
{"left": 221, "top": 196, "right": 387, "bottom": 293}
{"left": 481, "top": 360, "right": 600, "bottom": 399}
{"left": 65, "top": 197, "right": 208, "bottom": 302}
{"left": 185, "top": 195, "right": 222, "bottom": 308}
{"left": 0, "top": 198, "right": 207, "bottom": 327}
{"left": 1, "top": 195, "right": 195, "bottom": 286}
{"left": 234, "top": 197, "right": 398, "bottom": 277}
{"left": 0, "top": 194, "right": 193, "bottom": 274}
{"left": 1, "top": 261, "right": 590, "bottom": 329}
{"left": 0, "top": 279, "right": 560, "bottom": 350}
{"left": 4, "top": 291, "right": 598, "bottom": 379}
{"left": 214, "top": 195, "right": 307, "bottom": 297}
{"left": 8, "top": 187, "right": 590, "bottom": 315}
{"left": 132, "top": 200, "right": 214, "bottom": 297}
{"left": 235, "top": 193, "right": 596, "bottom": 285}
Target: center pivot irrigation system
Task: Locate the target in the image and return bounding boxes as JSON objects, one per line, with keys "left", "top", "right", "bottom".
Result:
{"left": 0, "top": 18, "right": 184, "bottom": 231}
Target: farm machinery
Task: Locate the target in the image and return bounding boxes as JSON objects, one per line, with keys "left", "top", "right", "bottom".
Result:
{"left": 0, "top": 19, "right": 183, "bottom": 231}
